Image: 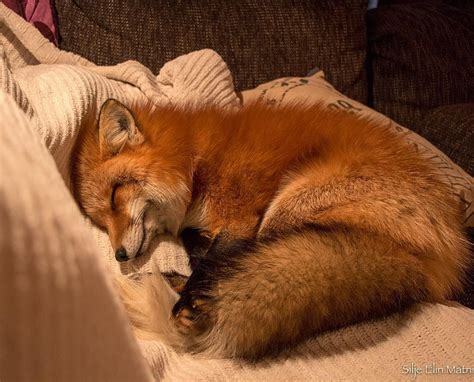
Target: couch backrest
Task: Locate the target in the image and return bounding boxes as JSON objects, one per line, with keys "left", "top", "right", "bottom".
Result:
{"left": 54, "top": 0, "right": 369, "bottom": 103}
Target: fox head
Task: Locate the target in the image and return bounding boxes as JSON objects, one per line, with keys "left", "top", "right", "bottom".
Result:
{"left": 71, "top": 99, "right": 193, "bottom": 262}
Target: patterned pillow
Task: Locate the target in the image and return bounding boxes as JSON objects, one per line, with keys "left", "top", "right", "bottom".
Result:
{"left": 241, "top": 71, "right": 473, "bottom": 228}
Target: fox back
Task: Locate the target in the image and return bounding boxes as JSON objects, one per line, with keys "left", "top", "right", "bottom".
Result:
{"left": 71, "top": 100, "right": 469, "bottom": 359}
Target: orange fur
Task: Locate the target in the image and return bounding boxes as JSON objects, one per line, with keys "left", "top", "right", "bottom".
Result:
{"left": 71, "top": 100, "right": 469, "bottom": 358}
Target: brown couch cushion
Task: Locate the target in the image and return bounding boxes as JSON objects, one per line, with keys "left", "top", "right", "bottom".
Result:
{"left": 418, "top": 104, "right": 474, "bottom": 176}
{"left": 368, "top": 2, "right": 474, "bottom": 127}
{"left": 54, "top": 0, "right": 369, "bottom": 102}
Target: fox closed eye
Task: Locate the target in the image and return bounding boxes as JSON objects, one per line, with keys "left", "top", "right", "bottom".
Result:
{"left": 111, "top": 183, "right": 121, "bottom": 211}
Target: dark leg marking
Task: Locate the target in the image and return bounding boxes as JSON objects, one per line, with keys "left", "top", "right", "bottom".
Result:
{"left": 180, "top": 227, "right": 213, "bottom": 270}
{"left": 172, "top": 233, "right": 257, "bottom": 335}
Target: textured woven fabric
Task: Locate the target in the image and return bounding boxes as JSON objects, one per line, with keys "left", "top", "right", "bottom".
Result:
{"left": 0, "top": 89, "right": 153, "bottom": 382}
{"left": 368, "top": 2, "right": 474, "bottom": 173}
{"left": 53, "top": 0, "right": 369, "bottom": 102}
{"left": 146, "top": 302, "right": 474, "bottom": 381}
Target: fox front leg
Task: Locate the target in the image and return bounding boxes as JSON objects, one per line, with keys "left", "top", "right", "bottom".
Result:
{"left": 180, "top": 227, "right": 214, "bottom": 270}
{"left": 162, "top": 229, "right": 214, "bottom": 295}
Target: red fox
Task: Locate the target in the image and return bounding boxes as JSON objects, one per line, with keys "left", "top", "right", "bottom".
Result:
{"left": 71, "top": 99, "right": 469, "bottom": 359}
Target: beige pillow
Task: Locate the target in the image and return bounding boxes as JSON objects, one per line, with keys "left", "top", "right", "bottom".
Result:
{"left": 241, "top": 71, "right": 473, "bottom": 228}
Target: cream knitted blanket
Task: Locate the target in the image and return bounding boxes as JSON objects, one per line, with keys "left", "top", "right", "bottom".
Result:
{"left": 1, "top": 5, "right": 473, "bottom": 381}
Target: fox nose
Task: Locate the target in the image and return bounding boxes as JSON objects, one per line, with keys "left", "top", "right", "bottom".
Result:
{"left": 115, "top": 247, "right": 128, "bottom": 262}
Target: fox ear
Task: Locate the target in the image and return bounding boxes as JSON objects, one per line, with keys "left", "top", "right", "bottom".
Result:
{"left": 98, "top": 99, "right": 144, "bottom": 156}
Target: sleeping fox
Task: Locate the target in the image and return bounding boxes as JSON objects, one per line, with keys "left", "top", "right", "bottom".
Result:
{"left": 71, "top": 98, "right": 469, "bottom": 359}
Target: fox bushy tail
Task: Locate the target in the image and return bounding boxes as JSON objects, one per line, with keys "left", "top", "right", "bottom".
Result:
{"left": 116, "top": 225, "right": 467, "bottom": 359}
{"left": 190, "top": 226, "right": 461, "bottom": 359}
{"left": 114, "top": 264, "right": 185, "bottom": 349}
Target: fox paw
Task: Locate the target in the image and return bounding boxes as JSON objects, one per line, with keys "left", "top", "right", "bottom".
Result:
{"left": 172, "top": 292, "right": 213, "bottom": 335}
{"left": 171, "top": 233, "right": 251, "bottom": 336}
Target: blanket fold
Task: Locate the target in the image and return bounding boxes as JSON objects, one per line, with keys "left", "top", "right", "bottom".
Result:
{"left": 0, "top": 90, "right": 154, "bottom": 382}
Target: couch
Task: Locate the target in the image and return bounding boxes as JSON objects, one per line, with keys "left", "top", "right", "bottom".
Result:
{"left": 1, "top": 0, "right": 473, "bottom": 380}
